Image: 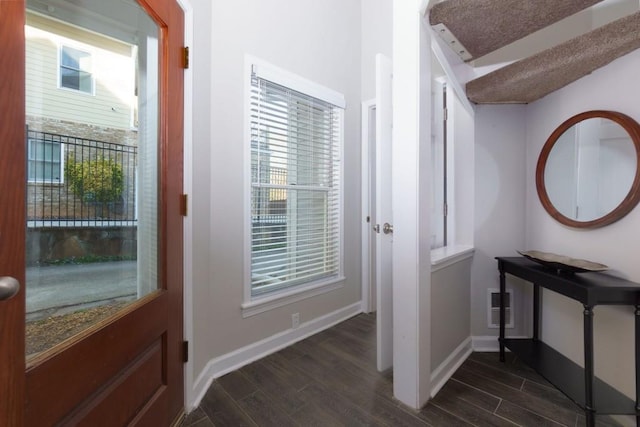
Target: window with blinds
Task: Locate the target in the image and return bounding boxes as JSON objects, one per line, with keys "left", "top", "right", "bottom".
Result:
{"left": 27, "top": 139, "right": 63, "bottom": 183}
{"left": 249, "top": 65, "right": 343, "bottom": 297}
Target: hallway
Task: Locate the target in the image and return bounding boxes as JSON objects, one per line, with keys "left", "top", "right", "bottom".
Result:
{"left": 182, "top": 314, "right": 619, "bottom": 426}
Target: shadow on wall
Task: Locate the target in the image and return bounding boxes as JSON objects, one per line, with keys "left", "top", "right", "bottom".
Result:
{"left": 474, "top": 144, "right": 501, "bottom": 229}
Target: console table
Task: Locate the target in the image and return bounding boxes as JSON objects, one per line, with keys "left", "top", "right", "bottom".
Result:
{"left": 496, "top": 256, "right": 640, "bottom": 427}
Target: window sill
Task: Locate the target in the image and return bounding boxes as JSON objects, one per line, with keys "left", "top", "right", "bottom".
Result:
{"left": 241, "top": 276, "right": 345, "bottom": 318}
{"left": 27, "top": 181, "right": 64, "bottom": 186}
{"left": 431, "top": 245, "right": 475, "bottom": 272}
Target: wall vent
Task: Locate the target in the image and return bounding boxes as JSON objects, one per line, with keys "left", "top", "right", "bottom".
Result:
{"left": 488, "top": 288, "right": 513, "bottom": 329}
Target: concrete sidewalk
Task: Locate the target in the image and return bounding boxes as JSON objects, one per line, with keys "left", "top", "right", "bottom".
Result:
{"left": 26, "top": 261, "right": 137, "bottom": 321}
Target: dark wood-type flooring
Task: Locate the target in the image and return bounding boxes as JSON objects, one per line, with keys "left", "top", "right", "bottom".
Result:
{"left": 181, "top": 313, "right": 622, "bottom": 426}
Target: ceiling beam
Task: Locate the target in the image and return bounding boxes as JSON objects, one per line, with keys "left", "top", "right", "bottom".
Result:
{"left": 465, "top": 11, "right": 640, "bottom": 104}
{"left": 429, "top": 0, "right": 603, "bottom": 60}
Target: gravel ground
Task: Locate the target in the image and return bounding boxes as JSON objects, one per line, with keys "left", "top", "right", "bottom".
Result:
{"left": 26, "top": 301, "right": 127, "bottom": 356}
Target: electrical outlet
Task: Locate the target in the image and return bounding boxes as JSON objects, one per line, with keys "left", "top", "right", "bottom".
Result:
{"left": 292, "top": 312, "right": 300, "bottom": 329}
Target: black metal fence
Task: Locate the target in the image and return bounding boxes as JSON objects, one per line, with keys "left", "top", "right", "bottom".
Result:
{"left": 26, "top": 127, "right": 137, "bottom": 226}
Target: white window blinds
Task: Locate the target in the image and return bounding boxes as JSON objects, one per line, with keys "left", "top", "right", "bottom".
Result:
{"left": 250, "top": 68, "right": 342, "bottom": 296}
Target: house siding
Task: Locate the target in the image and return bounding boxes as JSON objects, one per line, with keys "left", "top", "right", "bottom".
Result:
{"left": 26, "top": 12, "right": 135, "bottom": 131}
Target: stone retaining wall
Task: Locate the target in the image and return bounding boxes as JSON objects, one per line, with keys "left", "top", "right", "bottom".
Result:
{"left": 27, "top": 227, "right": 137, "bottom": 266}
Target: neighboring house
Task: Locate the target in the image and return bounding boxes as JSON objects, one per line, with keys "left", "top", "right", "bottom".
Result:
{"left": 25, "top": 11, "right": 138, "bottom": 225}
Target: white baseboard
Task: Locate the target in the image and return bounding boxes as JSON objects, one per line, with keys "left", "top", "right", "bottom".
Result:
{"left": 430, "top": 337, "right": 472, "bottom": 398}
{"left": 610, "top": 414, "right": 635, "bottom": 427}
{"left": 189, "top": 302, "right": 362, "bottom": 410}
{"left": 472, "top": 335, "right": 500, "bottom": 352}
{"left": 471, "top": 335, "right": 529, "bottom": 352}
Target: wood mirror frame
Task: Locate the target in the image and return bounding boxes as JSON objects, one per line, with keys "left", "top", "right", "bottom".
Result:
{"left": 536, "top": 110, "right": 640, "bottom": 228}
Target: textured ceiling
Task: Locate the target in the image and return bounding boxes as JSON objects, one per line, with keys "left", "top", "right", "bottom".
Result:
{"left": 429, "top": 0, "right": 603, "bottom": 60}
{"left": 465, "top": 11, "right": 640, "bottom": 104}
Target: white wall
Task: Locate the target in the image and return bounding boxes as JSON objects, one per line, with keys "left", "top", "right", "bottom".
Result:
{"left": 429, "top": 73, "right": 474, "bottom": 387}
{"left": 450, "top": 82, "right": 474, "bottom": 247}
{"left": 472, "top": 105, "right": 530, "bottom": 338}
{"left": 525, "top": 49, "right": 640, "bottom": 399}
{"left": 431, "top": 259, "right": 471, "bottom": 368}
{"left": 360, "top": 0, "right": 392, "bottom": 101}
{"left": 187, "top": 0, "right": 213, "bottom": 394}
{"left": 391, "top": 0, "right": 433, "bottom": 407}
{"left": 187, "top": 0, "right": 362, "bottom": 406}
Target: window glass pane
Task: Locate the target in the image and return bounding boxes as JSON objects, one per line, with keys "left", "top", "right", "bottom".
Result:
{"left": 41, "top": 163, "right": 54, "bottom": 180}
{"left": 250, "top": 72, "right": 341, "bottom": 296}
{"left": 61, "top": 67, "right": 80, "bottom": 90}
{"left": 25, "top": 4, "right": 159, "bottom": 358}
{"left": 27, "top": 140, "right": 63, "bottom": 182}
{"left": 31, "top": 140, "right": 42, "bottom": 160}
{"left": 61, "top": 47, "right": 79, "bottom": 69}
{"left": 431, "top": 80, "right": 446, "bottom": 249}
{"left": 28, "top": 161, "right": 37, "bottom": 180}
{"left": 61, "top": 46, "right": 91, "bottom": 71}
{"left": 77, "top": 52, "right": 92, "bottom": 72}
{"left": 60, "top": 47, "right": 92, "bottom": 92}
{"left": 78, "top": 71, "right": 92, "bottom": 92}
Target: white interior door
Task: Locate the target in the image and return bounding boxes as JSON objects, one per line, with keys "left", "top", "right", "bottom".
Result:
{"left": 375, "top": 53, "right": 393, "bottom": 372}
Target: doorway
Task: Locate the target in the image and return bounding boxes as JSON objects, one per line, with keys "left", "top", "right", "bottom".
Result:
{"left": 0, "top": 0, "right": 185, "bottom": 424}
{"left": 361, "top": 54, "right": 393, "bottom": 373}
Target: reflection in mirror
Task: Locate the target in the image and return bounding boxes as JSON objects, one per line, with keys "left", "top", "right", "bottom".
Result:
{"left": 545, "top": 118, "right": 636, "bottom": 221}
{"left": 537, "top": 111, "right": 640, "bottom": 228}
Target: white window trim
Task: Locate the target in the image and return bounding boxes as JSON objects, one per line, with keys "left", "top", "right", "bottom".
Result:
{"left": 241, "top": 276, "right": 345, "bottom": 318}
{"left": 251, "top": 61, "right": 346, "bottom": 109}
{"left": 27, "top": 139, "right": 65, "bottom": 184}
{"left": 130, "top": 45, "right": 138, "bottom": 130}
{"left": 431, "top": 77, "right": 447, "bottom": 250}
{"left": 429, "top": 73, "right": 475, "bottom": 269}
{"left": 431, "top": 245, "right": 474, "bottom": 272}
{"left": 243, "top": 55, "right": 345, "bottom": 312}
{"left": 58, "top": 44, "right": 95, "bottom": 96}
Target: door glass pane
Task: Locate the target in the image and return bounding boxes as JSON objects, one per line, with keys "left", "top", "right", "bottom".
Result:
{"left": 24, "top": 1, "right": 160, "bottom": 359}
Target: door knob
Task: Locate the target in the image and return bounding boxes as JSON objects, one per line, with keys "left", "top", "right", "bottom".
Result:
{"left": 383, "top": 223, "right": 393, "bottom": 234}
{"left": 0, "top": 277, "right": 20, "bottom": 301}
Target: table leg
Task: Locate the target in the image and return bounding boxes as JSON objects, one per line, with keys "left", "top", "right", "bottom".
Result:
{"left": 533, "top": 284, "right": 540, "bottom": 341}
{"left": 635, "top": 305, "right": 640, "bottom": 427}
{"left": 499, "top": 267, "right": 506, "bottom": 363}
{"left": 584, "top": 305, "right": 595, "bottom": 427}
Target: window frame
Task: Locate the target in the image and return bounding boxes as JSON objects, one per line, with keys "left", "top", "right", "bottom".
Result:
{"left": 429, "top": 71, "right": 475, "bottom": 269}
{"left": 242, "top": 56, "right": 346, "bottom": 316}
{"left": 27, "top": 138, "right": 65, "bottom": 184}
{"left": 58, "top": 44, "right": 94, "bottom": 95}
{"left": 431, "top": 78, "right": 449, "bottom": 250}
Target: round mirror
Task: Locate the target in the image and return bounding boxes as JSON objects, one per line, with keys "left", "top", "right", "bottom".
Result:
{"left": 536, "top": 111, "right": 640, "bottom": 228}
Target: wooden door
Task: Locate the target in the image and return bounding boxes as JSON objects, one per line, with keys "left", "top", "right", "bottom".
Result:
{"left": 0, "top": 0, "right": 185, "bottom": 425}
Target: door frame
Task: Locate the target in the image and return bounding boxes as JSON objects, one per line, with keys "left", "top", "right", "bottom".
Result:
{"left": 361, "top": 55, "right": 394, "bottom": 373}
{"left": 361, "top": 98, "right": 376, "bottom": 314}
{"left": 0, "top": 0, "right": 187, "bottom": 424}
{"left": 177, "top": 0, "right": 196, "bottom": 413}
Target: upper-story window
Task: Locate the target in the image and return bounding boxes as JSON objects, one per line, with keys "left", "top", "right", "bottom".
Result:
{"left": 60, "top": 45, "right": 93, "bottom": 94}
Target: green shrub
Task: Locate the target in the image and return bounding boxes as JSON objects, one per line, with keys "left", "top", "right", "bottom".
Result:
{"left": 65, "top": 155, "right": 124, "bottom": 203}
